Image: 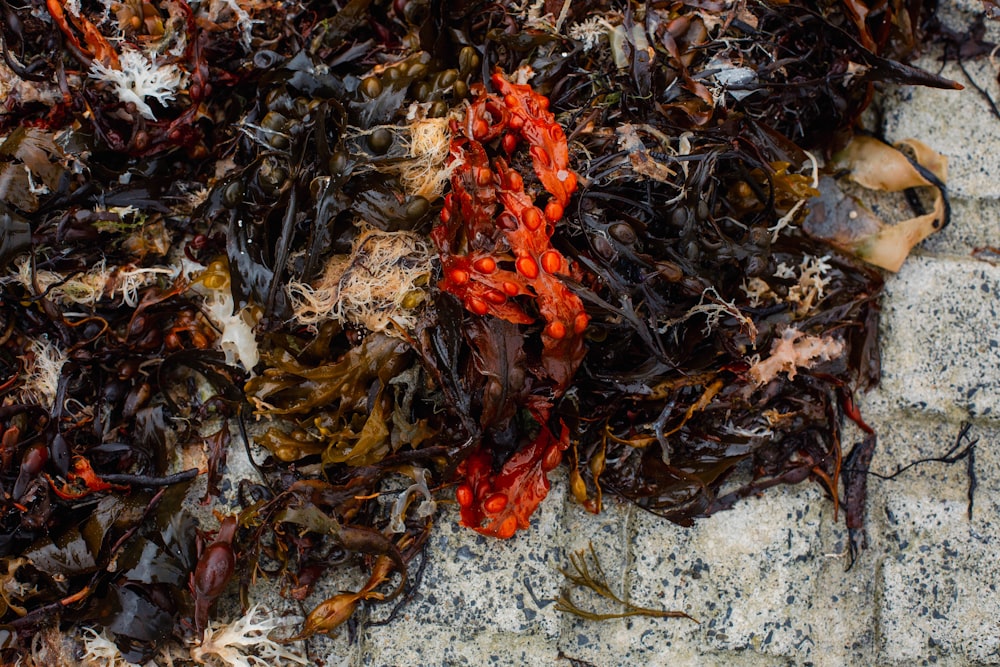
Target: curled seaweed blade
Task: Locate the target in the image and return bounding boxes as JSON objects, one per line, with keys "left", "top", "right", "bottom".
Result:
{"left": 805, "top": 136, "right": 950, "bottom": 271}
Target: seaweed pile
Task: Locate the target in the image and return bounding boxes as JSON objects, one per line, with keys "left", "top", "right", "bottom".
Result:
{"left": 0, "top": 0, "right": 960, "bottom": 661}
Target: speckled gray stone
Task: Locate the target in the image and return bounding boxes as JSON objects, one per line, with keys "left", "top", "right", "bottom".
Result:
{"left": 876, "top": 492, "right": 1000, "bottom": 665}
{"left": 361, "top": 628, "right": 557, "bottom": 667}
{"left": 844, "top": 414, "right": 1000, "bottom": 667}
{"left": 364, "top": 479, "right": 567, "bottom": 641}
{"left": 879, "top": 255, "right": 1000, "bottom": 421}
{"left": 918, "top": 196, "right": 1000, "bottom": 257}
{"left": 624, "top": 487, "right": 872, "bottom": 666}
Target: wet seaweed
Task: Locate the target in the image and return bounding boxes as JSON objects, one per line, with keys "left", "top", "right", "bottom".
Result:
{"left": 0, "top": 0, "right": 974, "bottom": 658}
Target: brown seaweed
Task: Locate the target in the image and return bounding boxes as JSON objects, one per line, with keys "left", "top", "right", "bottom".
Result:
{"left": 0, "top": 0, "right": 972, "bottom": 656}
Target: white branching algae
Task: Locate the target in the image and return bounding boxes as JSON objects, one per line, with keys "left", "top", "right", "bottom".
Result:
{"left": 18, "top": 339, "right": 67, "bottom": 410}
{"left": 289, "top": 227, "right": 434, "bottom": 334}
{"left": 659, "top": 286, "right": 758, "bottom": 344}
{"left": 88, "top": 46, "right": 186, "bottom": 121}
{"left": 195, "top": 0, "right": 263, "bottom": 50}
{"left": 78, "top": 605, "right": 308, "bottom": 667}
{"left": 189, "top": 604, "right": 308, "bottom": 666}
{"left": 80, "top": 628, "right": 136, "bottom": 667}
{"left": 13, "top": 258, "right": 174, "bottom": 307}
{"left": 742, "top": 254, "right": 833, "bottom": 317}
{"left": 398, "top": 117, "right": 456, "bottom": 200}
{"left": 568, "top": 16, "right": 613, "bottom": 52}
{"left": 357, "top": 116, "right": 457, "bottom": 200}
{"left": 783, "top": 254, "right": 833, "bottom": 315}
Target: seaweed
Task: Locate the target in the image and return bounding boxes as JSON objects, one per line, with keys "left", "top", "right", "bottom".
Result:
{"left": 556, "top": 543, "right": 695, "bottom": 622}
{"left": 0, "top": 0, "right": 971, "bottom": 656}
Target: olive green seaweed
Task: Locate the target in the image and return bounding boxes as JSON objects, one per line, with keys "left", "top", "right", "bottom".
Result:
{"left": 555, "top": 543, "right": 697, "bottom": 623}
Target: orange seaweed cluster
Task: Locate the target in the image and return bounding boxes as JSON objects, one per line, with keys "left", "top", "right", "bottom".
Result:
{"left": 432, "top": 70, "right": 587, "bottom": 388}
{"left": 431, "top": 70, "right": 587, "bottom": 537}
